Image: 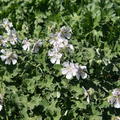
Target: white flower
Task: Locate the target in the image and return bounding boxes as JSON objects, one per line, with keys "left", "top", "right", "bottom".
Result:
{"left": 0, "top": 49, "right": 18, "bottom": 65}
{"left": 108, "top": 88, "right": 120, "bottom": 108}
{"left": 22, "top": 39, "right": 31, "bottom": 51}
{"left": 49, "top": 33, "right": 68, "bottom": 50}
{"left": 59, "top": 26, "right": 72, "bottom": 39}
{"left": 61, "top": 62, "right": 79, "bottom": 79}
{"left": 2, "top": 18, "right": 13, "bottom": 33}
{"left": 32, "top": 40, "right": 42, "bottom": 53}
{"left": 76, "top": 65, "right": 88, "bottom": 80}
{"left": 112, "top": 88, "right": 120, "bottom": 96}
{"left": 48, "top": 49, "right": 62, "bottom": 64}
{"left": 5, "top": 29, "right": 18, "bottom": 45}
{"left": 108, "top": 96, "right": 120, "bottom": 108}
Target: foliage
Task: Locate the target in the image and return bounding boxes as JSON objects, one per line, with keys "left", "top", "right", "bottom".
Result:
{"left": 0, "top": 0, "right": 120, "bottom": 120}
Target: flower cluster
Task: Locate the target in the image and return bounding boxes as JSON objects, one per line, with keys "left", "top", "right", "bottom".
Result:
{"left": 0, "top": 19, "right": 43, "bottom": 65}
{"left": 0, "top": 19, "right": 18, "bottom": 65}
{"left": 108, "top": 88, "right": 120, "bottom": 108}
{"left": 48, "top": 26, "right": 88, "bottom": 80}
{"left": 48, "top": 26, "right": 74, "bottom": 64}
{"left": 1, "top": 19, "right": 18, "bottom": 46}
{"left": 0, "top": 19, "right": 88, "bottom": 78}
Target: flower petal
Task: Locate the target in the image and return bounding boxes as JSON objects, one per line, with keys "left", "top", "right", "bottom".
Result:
{"left": 5, "top": 59, "right": 11, "bottom": 65}
{"left": 114, "top": 98, "right": 120, "bottom": 108}
{"left": 66, "top": 72, "right": 72, "bottom": 79}
{"left": 76, "top": 73, "right": 80, "bottom": 80}
{"left": 56, "top": 59, "right": 60, "bottom": 64}
{"left": 63, "top": 62, "right": 69, "bottom": 67}
{"left": 80, "top": 65, "right": 87, "bottom": 71}
{"left": 68, "top": 44, "right": 74, "bottom": 51}
{"left": 22, "top": 45, "right": 28, "bottom": 51}
{"left": 1, "top": 49, "right": 5, "bottom": 54}
{"left": 61, "top": 68, "right": 68, "bottom": 75}
{"left": 50, "top": 57, "right": 56, "bottom": 64}
{"left": 81, "top": 72, "right": 87, "bottom": 79}
{"left": 0, "top": 55, "right": 6, "bottom": 61}
{"left": 0, "top": 105, "right": 2, "bottom": 111}
{"left": 12, "top": 59, "right": 17, "bottom": 65}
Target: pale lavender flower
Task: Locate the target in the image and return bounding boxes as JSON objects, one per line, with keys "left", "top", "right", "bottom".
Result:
{"left": 0, "top": 49, "right": 18, "bottom": 65}
{"left": 49, "top": 33, "right": 68, "bottom": 50}
{"left": 108, "top": 88, "right": 120, "bottom": 108}
{"left": 32, "top": 40, "right": 42, "bottom": 53}
{"left": 59, "top": 26, "right": 72, "bottom": 39}
{"left": 76, "top": 65, "right": 88, "bottom": 80}
{"left": 48, "top": 49, "right": 62, "bottom": 64}
{"left": 108, "top": 96, "right": 120, "bottom": 108}
{"left": 22, "top": 39, "right": 31, "bottom": 51}
{"left": 61, "top": 62, "right": 79, "bottom": 79}
{"left": 114, "top": 98, "right": 120, "bottom": 108}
